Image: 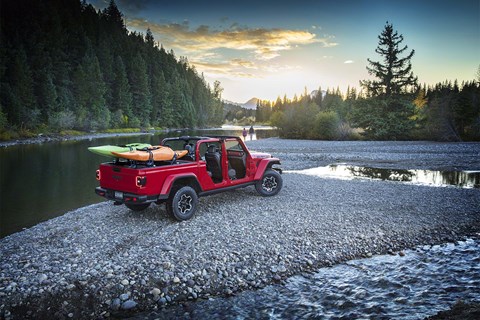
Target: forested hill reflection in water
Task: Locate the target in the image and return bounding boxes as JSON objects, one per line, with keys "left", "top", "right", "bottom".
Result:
{"left": 290, "top": 165, "right": 480, "bottom": 188}
{"left": 129, "top": 239, "right": 480, "bottom": 319}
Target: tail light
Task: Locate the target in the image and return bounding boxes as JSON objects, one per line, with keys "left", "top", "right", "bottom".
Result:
{"left": 136, "top": 176, "right": 147, "bottom": 187}
{"left": 96, "top": 169, "right": 101, "bottom": 181}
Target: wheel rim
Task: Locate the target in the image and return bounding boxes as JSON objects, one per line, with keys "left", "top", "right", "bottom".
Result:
{"left": 262, "top": 176, "right": 277, "bottom": 192}
{"left": 178, "top": 194, "right": 193, "bottom": 214}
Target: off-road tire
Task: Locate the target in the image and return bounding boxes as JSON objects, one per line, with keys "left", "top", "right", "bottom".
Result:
{"left": 166, "top": 186, "right": 198, "bottom": 221}
{"left": 255, "top": 169, "right": 283, "bottom": 196}
{"left": 125, "top": 203, "right": 151, "bottom": 211}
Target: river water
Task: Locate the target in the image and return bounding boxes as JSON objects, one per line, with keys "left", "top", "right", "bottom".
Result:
{"left": 135, "top": 238, "right": 480, "bottom": 319}
{"left": 290, "top": 165, "right": 480, "bottom": 188}
{"left": 0, "top": 127, "right": 276, "bottom": 238}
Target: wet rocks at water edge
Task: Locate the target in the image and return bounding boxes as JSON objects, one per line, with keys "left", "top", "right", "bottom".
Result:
{"left": 0, "top": 139, "right": 479, "bottom": 319}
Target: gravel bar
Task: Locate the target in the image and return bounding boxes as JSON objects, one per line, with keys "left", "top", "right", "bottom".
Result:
{"left": 1, "top": 139, "right": 479, "bottom": 319}
{"left": 248, "top": 138, "right": 480, "bottom": 171}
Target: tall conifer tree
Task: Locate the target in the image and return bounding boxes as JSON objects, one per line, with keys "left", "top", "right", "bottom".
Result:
{"left": 128, "top": 53, "right": 152, "bottom": 126}
{"left": 353, "top": 22, "right": 418, "bottom": 139}
{"left": 361, "top": 22, "right": 417, "bottom": 97}
{"left": 111, "top": 56, "right": 132, "bottom": 125}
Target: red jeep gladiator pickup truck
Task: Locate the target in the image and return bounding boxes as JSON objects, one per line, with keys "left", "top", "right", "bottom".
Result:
{"left": 95, "top": 136, "right": 282, "bottom": 220}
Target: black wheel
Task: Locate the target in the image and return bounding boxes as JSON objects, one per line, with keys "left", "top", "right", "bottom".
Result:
{"left": 255, "top": 169, "right": 283, "bottom": 196}
{"left": 166, "top": 186, "right": 198, "bottom": 221}
{"left": 125, "top": 203, "right": 151, "bottom": 211}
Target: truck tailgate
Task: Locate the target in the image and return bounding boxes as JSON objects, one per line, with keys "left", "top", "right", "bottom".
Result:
{"left": 99, "top": 164, "right": 145, "bottom": 194}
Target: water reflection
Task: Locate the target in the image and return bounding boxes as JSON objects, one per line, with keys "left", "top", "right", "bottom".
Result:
{"left": 291, "top": 165, "right": 480, "bottom": 188}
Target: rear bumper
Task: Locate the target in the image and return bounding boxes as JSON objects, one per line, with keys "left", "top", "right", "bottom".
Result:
{"left": 95, "top": 187, "right": 167, "bottom": 204}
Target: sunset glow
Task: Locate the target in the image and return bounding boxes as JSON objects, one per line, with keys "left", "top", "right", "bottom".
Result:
{"left": 91, "top": 0, "right": 479, "bottom": 103}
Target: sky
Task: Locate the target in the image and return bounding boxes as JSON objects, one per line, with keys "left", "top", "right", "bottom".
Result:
{"left": 91, "top": 0, "right": 479, "bottom": 103}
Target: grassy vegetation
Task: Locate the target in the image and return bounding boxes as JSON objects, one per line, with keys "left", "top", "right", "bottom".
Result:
{"left": 101, "top": 128, "right": 142, "bottom": 134}
{"left": 59, "top": 130, "right": 86, "bottom": 136}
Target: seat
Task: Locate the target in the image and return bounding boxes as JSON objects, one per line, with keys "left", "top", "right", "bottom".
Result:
{"left": 227, "top": 151, "right": 246, "bottom": 179}
{"left": 205, "top": 145, "right": 222, "bottom": 182}
{"left": 228, "top": 163, "right": 236, "bottom": 180}
{"left": 182, "top": 144, "right": 195, "bottom": 161}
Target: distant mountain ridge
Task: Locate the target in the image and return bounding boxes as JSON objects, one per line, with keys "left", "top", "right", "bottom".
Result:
{"left": 224, "top": 91, "right": 327, "bottom": 110}
{"left": 223, "top": 97, "right": 259, "bottom": 110}
{"left": 242, "top": 97, "right": 259, "bottom": 109}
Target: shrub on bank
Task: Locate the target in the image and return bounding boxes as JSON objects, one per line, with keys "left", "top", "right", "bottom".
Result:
{"left": 314, "top": 111, "right": 340, "bottom": 140}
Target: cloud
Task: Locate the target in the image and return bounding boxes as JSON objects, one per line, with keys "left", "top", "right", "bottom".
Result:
{"left": 115, "top": 0, "right": 151, "bottom": 14}
{"left": 191, "top": 61, "right": 257, "bottom": 78}
{"left": 127, "top": 19, "right": 337, "bottom": 60}
{"left": 344, "top": 60, "right": 354, "bottom": 64}
{"left": 190, "top": 58, "right": 302, "bottom": 80}
{"left": 230, "top": 59, "right": 258, "bottom": 69}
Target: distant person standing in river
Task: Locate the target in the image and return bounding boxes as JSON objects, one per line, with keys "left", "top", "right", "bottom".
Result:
{"left": 242, "top": 127, "right": 247, "bottom": 141}
{"left": 249, "top": 125, "right": 254, "bottom": 140}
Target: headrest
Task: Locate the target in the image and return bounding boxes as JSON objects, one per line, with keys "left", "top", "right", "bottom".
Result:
{"left": 207, "top": 145, "right": 217, "bottom": 153}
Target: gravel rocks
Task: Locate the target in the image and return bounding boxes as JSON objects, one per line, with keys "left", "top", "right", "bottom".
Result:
{"left": 247, "top": 138, "right": 480, "bottom": 171}
{"left": 0, "top": 139, "right": 479, "bottom": 319}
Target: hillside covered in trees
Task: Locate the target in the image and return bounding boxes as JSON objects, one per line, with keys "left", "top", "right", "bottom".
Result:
{"left": 0, "top": 0, "right": 223, "bottom": 138}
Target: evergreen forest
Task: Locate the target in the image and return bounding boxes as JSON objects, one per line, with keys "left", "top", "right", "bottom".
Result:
{"left": 0, "top": 0, "right": 223, "bottom": 139}
{"left": 256, "top": 23, "right": 480, "bottom": 141}
{"left": 0, "top": 1, "right": 478, "bottom": 142}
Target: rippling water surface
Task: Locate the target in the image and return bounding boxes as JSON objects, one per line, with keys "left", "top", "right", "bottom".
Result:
{"left": 141, "top": 239, "right": 480, "bottom": 319}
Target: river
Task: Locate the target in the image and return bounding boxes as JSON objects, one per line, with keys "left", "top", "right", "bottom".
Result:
{"left": 132, "top": 239, "right": 480, "bottom": 319}
{"left": 0, "top": 127, "right": 276, "bottom": 238}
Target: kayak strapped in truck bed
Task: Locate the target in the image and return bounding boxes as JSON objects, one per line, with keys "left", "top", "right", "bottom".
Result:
{"left": 112, "top": 146, "right": 187, "bottom": 161}
{"left": 88, "top": 143, "right": 152, "bottom": 157}
{"left": 89, "top": 143, "right": 188, "bottom": 163}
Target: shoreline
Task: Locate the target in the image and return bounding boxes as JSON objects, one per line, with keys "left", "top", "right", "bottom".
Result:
{"left": 1, "top": 139, "right": 479, "bottom": 319}
{"left": 0, "top": 132, "right": 154, "bottom": 148}
{"left": 0, "top": 125, "right": 276, "bottom": 148}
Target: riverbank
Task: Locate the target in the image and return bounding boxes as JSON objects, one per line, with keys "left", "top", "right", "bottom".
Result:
{"left": 0, "top": 131, "right": 155, "bottom": 148}
{"left": 0, "top": 125, "right": 274, "bottom": 148}
{"left": 1, "top": 139, "right": 479, "bottom": 319}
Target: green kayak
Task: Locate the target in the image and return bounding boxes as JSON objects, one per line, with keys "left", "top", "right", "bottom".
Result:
{"left": 88, "top": 143, "right": 151, "bottom": 157}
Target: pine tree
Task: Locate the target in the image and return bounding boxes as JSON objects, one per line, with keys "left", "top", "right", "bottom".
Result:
{"left": 353, "top": 22, "right": 418, "bottom": 139}
{"left": 211, "top": 80, "right": 224, "bottom": 125}
{"left": 73, "top": 48, "right": 109, "bottom": 130}
{"left": 6, "top": 47, "right": 37, "bottom": 127}
{"left": 102, "top": 0, "right": 125, "bottom": 30}
{"left": 273, "top": 96, "right": 284, "bottom": 113}
{"left": 111, "top": 56, "right": 132, "bottom": 126}
{"left": 38, "top": 70, "right": 58, "bottom": 119}
{"left": 145, "top": 28, "right": 155, "bottom": 47}
{"left": 255, "top": 100, "right": 264, "bottom": 122}
{"left": 313, "top": 86, "right": 323, "bottom": 109}
{"left": 361, "top": 22, "right": 417, "bottom": 97}
{"left": 128, "top": 52, "right": 152, "bottom": 126}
